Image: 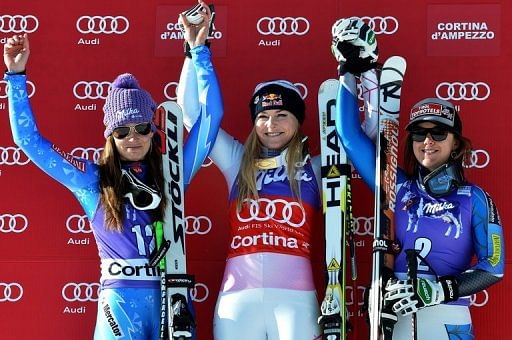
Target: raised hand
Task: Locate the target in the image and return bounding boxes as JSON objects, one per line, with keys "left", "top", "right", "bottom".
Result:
{"left": 3, "top": 33, "right": 30, "bottom": 73}
{"left": 179, "top": 0, "right": 212, "bottom": 49}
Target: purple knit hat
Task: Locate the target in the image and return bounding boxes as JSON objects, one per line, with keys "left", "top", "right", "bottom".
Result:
{"left": 103, "top": 73, "right": 157, "bottom": 138}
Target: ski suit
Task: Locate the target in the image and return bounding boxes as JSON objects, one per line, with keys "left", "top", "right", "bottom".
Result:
{"left": 178, "top": 45, "right": 322, "bottom": 340}
{"left": 335, "top": 74, "right": 505, "bottom": 339}
{"left": 6, "top": 71, "right": 220, "bottom": 339}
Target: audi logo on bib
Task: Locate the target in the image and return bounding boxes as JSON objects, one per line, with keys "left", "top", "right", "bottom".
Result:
{"left": 0, "top": 147, "right": 30, "bottom": 166}
{"left": 0, "top": 80, "right": 36, "bottom": 99}
{"left": 61, "top": 282, "right": 100, "bottom": 302}
{"left": 463, "top": 149, "right": 490, "bottom": 169}
{"left": 435, "top": 81, "right": 491, "bottom": 101}
{"left": 73, "top": 81, "right": 112, "bottom": 100}
{"left": 237, "top": 198, "right": 306, "bottom": 228}
{"left": 76, "top": 16, "right": 129, "bottom": 34}
{"left": 66, "top": 214, "right": 93, "bottom": 234}
{"left": 0, "top": 214, "right": 29, "bottom": 233}
{"left": 361, "top": 16, "right": 399, "bottom": 35}
{"left": 256, "top": 17, "right": 310, "bottom": 36}
{"left": 0, "top": 282, "right": 23, "bottom": 302}
{"left": 0, "top": 15, "right": 39, "bottom": 33}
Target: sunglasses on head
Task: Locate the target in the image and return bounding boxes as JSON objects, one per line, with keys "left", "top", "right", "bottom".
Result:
{"left": 112, "top": 123, "right": 152, "bottom": 139}
{"left": 410, "top": 126, "right": 450, "bottom": 142}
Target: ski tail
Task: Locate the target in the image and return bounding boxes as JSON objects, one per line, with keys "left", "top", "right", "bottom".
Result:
{"left": 369, "top": 56, "right": 406, "bottom": 340}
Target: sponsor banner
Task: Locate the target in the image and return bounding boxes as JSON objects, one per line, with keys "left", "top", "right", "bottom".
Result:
{"left": 427, "top": 4, "right": 500, "bottom": 56}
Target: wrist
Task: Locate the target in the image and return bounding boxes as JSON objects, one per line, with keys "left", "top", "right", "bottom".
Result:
{"left": 439, "top": 276, "right": 459, "bottom": 302}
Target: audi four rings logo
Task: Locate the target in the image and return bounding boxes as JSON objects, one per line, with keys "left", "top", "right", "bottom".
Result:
{"left": 185, "top": 216, "right": 212, "bottom": 235}
{"left": 237, "top": 198, "right": 306, "bottom": 228}
{"left": 1, "top": 80, "right": 36, "bottom": 99}
{"left": 164, "top": 82, "right": 179, "bottom": 101}
{"left": 190, "top": 282, "right": 209, "bottom": 303}
{"left": 73, "top": 81, "right": 112, "bottom": 100}
{"left": 66, "top": 214, "right": 93, "bottom": 234}
{"left": 0, "top": 214, "right": 29, "bottom": 233}
{"left": 0, "top": 15, "right": 39, "bottom": 33}
{"left": 202, "top": 158, "right": 213, "bottom": 168}
{"left": 62, "top": 282, "right": 100, "bottom": 302}
{"left": 76, "top": 16, "right": 129, "bottom": 34}
{"left": 361, "top": 16, "right": 399, "bottom": 35}
{"left": 470, "top": 289, "right": 489, "bottom": 307}
{"left": 345, "top": 285, "right": 367, "bottom": 306}
{"left": 294, "top": 82, "right": 308, "bottom": 100}
{"left": 464, "top": 149, "right": 490, "bottom": 169}
{"left": 256, "top": 17, "right": 310, "bottom": 36}
{"left": 0, "top": 283, "right": 23, "bottom": 302}
{"left": 0, "top": 147, "right": 30, "bottom": 166}
{"left": 71, "top": 147, "right": 104, "bottom": 164}
{"left": 352, "top": 216, "right": 374, "bottom": 236}
{"left": 436, "top": 82, "right": 491, "bottom": 101}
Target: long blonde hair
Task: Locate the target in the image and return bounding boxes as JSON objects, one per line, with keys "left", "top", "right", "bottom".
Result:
{"left": 98, "top": 136, "right": 167, "bottom": 231}
{"left": 236, "top": 128, "right": 309, "bottom": 210}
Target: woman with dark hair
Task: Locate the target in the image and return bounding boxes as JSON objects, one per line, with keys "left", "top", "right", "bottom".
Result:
{"left": 4, "top": 31, "right": 219, "bottom": 339}
{"left": 332, "top": 18, "right": 505, "bottom": 339}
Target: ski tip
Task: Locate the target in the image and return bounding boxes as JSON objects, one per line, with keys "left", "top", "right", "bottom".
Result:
{"left": 319, "top": 79, "right": 340, "bottom": 93}
{"left": 382, "top": 56, "right": 407, "bottom": 73}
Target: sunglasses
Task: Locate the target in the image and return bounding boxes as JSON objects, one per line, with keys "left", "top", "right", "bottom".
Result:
{"left": 121, "top": 168, "right": 161, "bottom": 210}
{"left": 410, "top": 127, "right": 449, "bottom": 142}
{"left": 112, "top": 123, "right": 152, "bottom": 139}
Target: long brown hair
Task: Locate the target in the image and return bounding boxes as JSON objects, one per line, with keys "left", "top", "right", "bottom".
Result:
{"left": 236, "top": 128, "right": 309, "bottom": 210}
{"left": 98, "top": 136, "right": 167, "bottom": 231}
{"left": 403, "top": 131, "right": 473, "bottom": 178}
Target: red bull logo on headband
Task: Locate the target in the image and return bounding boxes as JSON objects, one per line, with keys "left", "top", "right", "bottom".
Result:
{"left": 259, "top": 93, "right": 283, "bottom": 108}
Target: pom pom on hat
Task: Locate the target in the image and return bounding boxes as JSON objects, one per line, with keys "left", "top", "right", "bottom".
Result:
{"left": 103, "top": 73, "right": 157, "bottom": 138}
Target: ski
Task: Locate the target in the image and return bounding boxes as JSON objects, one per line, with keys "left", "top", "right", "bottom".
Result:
{"left": 369, "top": 56, "right": 407, "bottom": 340}
{"left": 318, "top": 79, "right": 355, "bottom": 340}
{"left": 153, "top": 101, "right": 196, "bottom": 340}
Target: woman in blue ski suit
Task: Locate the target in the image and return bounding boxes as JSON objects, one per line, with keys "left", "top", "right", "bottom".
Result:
{"left": 4, "top": 29, "right": 220, "bottom": 339}
{"left": 331, "top": 17, "right": 504, "bottom": 340}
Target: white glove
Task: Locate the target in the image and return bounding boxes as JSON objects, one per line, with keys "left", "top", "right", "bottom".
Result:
{"left": 331, "top": 17, "right": 378, "bottom": 62}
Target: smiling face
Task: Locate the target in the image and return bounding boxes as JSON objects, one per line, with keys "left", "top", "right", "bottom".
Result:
{"left": 254, "top": 109, "right": 299, "bottom": 149}
{"left": 412, "top": 122, "right": 459, "bottom": 171}
{"left": 113, "top": 123, "right": 154, "bottom": 161}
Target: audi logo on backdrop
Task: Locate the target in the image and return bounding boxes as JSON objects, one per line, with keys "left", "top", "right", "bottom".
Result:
{"left": 0, "top": 15, "right": 39, "bottom": 33}
{"left": 360, "top": 16, "right": 399, "bottom": 35}
{"left": 0, "top": 147, "right": 30, "bottom": 166}
{"left": 0, "top": 214, "right": 29, "bottom": 233}
{"left": 71, "top": 147, "right": 103, "bottom": 164}
{"left": 0, "top": 282, "right": 23, "bottom": 302}
{"left": 1, "top": 80, "right": 36, "bottom": 99}
{"left": 256, "top": 17, "right": 310, "bottom": 36}
{"left": 202, "top": 158, "right": 213, "bottom": 168}
{"left": 76, "top": 16, "right": 129, "bottom": 34}
{"left": 470, "top": 289, "right": 489, "bottom": 307}
{"left": 66, "top": 214, "right": 93, "bottom": 234}
{"left": 62, "top": 282, "right": 100, "bottom": 302}
{"left": 185, "top": 216, "right": 212, "bottom": 235}
{"left": 436, "top": 82, "right": 491, "bottom": 101}
{"left": 345, "top": 285, "right": 366, "bottom": 306}
{"left": 294, "top": 82, "right": 308, "bottom": 99}
{"left": 464, "top": 149, "right": 490, "bottom": 169}
{"left": 164, "top": 82, "right": 179, "bottom": 101}
{"left": 352, "top": 216, "right": 374, "bottom": 236}
{"left": 237, "top": 198, "right": 306, "bottom": 228}
{"left": 73, "top": 81, "right": 112, "bottom": 100}
{"left": 190, "top": 282, "right": 209, "bottom": 303}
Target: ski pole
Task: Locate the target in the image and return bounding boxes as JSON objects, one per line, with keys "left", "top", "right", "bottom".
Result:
{"left": 405, "top": 249, "right": 418, "bottom": 340}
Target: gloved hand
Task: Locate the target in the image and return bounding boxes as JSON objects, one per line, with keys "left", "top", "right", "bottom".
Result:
{"left": 331, "top": 17, "right": 378, "bottom": 75}
{"left": 384, "top": 276, "right": 459, "bottom": 316}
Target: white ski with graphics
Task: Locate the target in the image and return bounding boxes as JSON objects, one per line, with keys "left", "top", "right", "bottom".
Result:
{"left": 153, "top": 101, "right": 195, "bottom": 340}
{"left": 369, "top": 56, "right": 407, "bottom": 340}
{"left": 317, "top": 79, "right": 355, "bottom": 340}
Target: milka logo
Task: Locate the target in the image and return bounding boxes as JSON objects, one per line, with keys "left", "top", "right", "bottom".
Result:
{"left": 256, "top": 167, "right": 312, "bottom": 190}
{"left": 115, "top": 107, "right": 142, "bottom": 118}
{"left": 423, "top": 201, "right": 455, "bottom": 214}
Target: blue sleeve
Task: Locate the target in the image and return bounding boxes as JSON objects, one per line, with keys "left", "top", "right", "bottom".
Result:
{"left": 6, "top": 74, "right": 100, "bottom": 219}
{"left": 182, "top": 45, "right": 223, "bottom": 190}
{"left": 470, "top": 186, "right": 505, "bottom": 277}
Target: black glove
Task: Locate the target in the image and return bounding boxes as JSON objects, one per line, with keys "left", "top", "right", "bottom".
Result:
{"left": 335, "top": 41, "right": 378, "bottom": 76}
